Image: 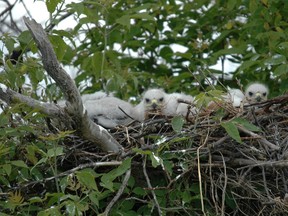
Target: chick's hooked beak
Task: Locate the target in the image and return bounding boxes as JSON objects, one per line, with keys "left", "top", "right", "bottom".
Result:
{"left": 151, "top": 99, "right": 158, "bottom": 109}
{"left": 255, "top": 92, "right": 262, "bottom": 102}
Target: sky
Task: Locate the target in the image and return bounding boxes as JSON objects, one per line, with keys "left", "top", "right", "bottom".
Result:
{"left": 2, "top": 0, "right": 239, "bottom": 78}
{"left": 4, "top": 0, "right": 77, "bottom": 30}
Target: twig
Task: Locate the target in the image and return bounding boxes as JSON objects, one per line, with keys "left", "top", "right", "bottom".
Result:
{"left": 102, "top": 169, "right": 131, "bottom": 216}
{"left": 220, "top": 152, "right": 227, "bottom": 216}
{"left": 19, "top": 161, "right": 122, "bottom": 189}
{"left": 167, "top": 167, "right": 193, "bottom": 188}
{"left": 237, "top": 159, "right": 288, "bottom": 169}
{"left": 209, "top": 150, "right": 219, "bottom": 215}
{"left": 197, "top": 144, "right": 206, "bottom": 216}
{"left": 261, "top": 167, "right": 271, "bottom": 200}
{"left": 0, "top": 0, "right": 17, "bottom": 18}
{"left": 237, "top": 126, "right": 280, "bottom": 151}
{"left": 209, "top": 136, "right": 230, "bottom": 149}
{"left": 143, "top": 155, "right": 162, "bottom": 215}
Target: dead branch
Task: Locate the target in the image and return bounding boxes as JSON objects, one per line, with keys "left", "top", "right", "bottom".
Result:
{"left": 0, "top": 17, "right": 123, "bottom": 153}
{"left": 102, "top": 169, "right": 131, "bottom": 215}
{"left": 143, "top": 155, "right": 162, "bottom": 215}
{"left": 237, "top": 125, "right": 280, "bottom": 151}
{"left": 24, "top": 17, "right": 123, "bottom": 153}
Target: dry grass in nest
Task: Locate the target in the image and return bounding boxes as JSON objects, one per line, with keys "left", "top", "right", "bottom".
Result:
{"left": 58, "top": 93, "right": 288, "bottom": 215}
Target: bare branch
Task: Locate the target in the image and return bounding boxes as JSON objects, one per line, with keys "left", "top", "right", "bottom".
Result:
{"left": 143, "top": 155, "right": 162, "bottom": 215}
{"left": 0, "top": 0, "right": 17, "bottom": 18}
{"left": 237, "top": 126, "right": 280, "bottom": 151}
{"left": 0, "top": 17, "right": 125, "bottom": 153}
{"left": 102, "top": 169, "right": 131, "bottom": 216}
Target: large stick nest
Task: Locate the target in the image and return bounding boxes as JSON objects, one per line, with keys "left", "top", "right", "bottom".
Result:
{"left": 60, "top": 94, "right": 288, "bottom": 215}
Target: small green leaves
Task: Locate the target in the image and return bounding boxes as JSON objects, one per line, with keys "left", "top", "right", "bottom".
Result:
{"left": 150, "top": 152, "right": 163, "bottom": 168}
{"left": 232, "top": 118, "right": 261, "bottom": 132}
{"left": 10, "top": 160, "right": 28, "bottom": 169}
{"left": 76, "top": 169, "right": 98, "bottom": 191}
{"left": 46, "top": 0, "right": 62, "bottom": 13}
{"left": 47, "top": 147, "right": 64, "bottom": 158}
{"left": 221, "top": 121, "right": 242, "bottom": 143}
{"left": 100, "top": 158, "right": 131, "bottom": 191}
{"left": 116, "top": 15, "right": 131, "bottom": 29}
{"left": 116, "top": 12, "right": 155, "bottom": 29}
{"left": 18, "top": 30, "right": 32, "bottom": 46}
{"left": 171, "top": 116, "right": 185, "bottom": 133}
{"left": 221, "top": 118, "right": 261, "bottom": 143}
{"left": 49, "top": 35, "right": 68, "bottom": 61}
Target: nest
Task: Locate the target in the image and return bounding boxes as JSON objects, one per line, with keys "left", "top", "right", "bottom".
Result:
{"left": 56, "top": 94, "right": 288, "bottom": 215}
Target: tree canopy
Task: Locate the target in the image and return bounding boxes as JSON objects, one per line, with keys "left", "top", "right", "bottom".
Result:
{"left": 1, "top": 0, "right": 288, "bottom": 215}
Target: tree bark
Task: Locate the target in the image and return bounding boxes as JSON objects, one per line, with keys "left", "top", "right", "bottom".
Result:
{"left": 0, "top": 17, "right": 123, "bottom": 153}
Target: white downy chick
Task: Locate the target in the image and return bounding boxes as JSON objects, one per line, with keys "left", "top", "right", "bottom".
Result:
{"left": 245, "top": 83, "right": 269, "bottom": 103}
{"left": 81, "top": 91, "right": 114, "bottom": 103}
{"left": 133, "top": 88, "right": 167, "bottom": 121}
{"left": 57, "top": 91, "right": 113, "bottom": 108}
{"left": 84, "top": 96, "right": 134, "bottom": 128}
{"left": 225, "top": 88, "right": 245, "bottom": 107}
{"left": 164, "top": 93, "right": 196, "bottom": 116}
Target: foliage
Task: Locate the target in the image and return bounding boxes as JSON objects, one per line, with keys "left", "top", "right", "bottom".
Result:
{"left": 1, "top": 0, "right": 288, "bottom": 215}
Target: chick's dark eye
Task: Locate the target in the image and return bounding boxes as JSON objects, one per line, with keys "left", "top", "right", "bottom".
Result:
{"left": 159, "top": 97, "right": 164, "bottom": 102}
{"left": 248, "top": 92, "right": 253, "bottom": 96}
{"left": 263, "top": 92, "right": 267, "bottom": 96}
{"left": 145, "top": 98, "right": 150, "bottom": 103}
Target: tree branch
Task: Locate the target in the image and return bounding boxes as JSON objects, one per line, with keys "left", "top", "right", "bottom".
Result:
{"left": 102, "top": 169, "right": 131, "bottom": 216}
{"left": 0, "top": 17, "right": 123, "bottom": 153}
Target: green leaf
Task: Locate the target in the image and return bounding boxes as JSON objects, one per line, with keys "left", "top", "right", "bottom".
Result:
{"left": 130, "top": 12, "right": 155, "bottom": 21}
{"left": 100, "top": 158, "right": 131, "bottom": 191}
{"left": 30, "top": 167, "right": 44, "bottom": 181}
{"left": 182, "top": 190, "right": 192, "bottom": 203}
{"left": 29, "top": 196, "right": 44, "bottom": 204}
{"left": 47, "top": 147, "right": 64, "bottom": 158}
{"left": 132, "top": 148, "right": 152, "bottom": 155}
{"left": 2, "top": 164, "right": 11, "bottom": 176}
{"left": 159, "top": 46, "right": 174, "bottom": 60}
{"left": 227, "top": 0, "right": 237, "bottom": 10}
{"left": 10, "top": 160, "right": 28, "bottom": 168}
{"left": 225, "top": 191, "right": 237, "bottom": 209}
{"left": 0, "top": 115, "right": 9, "bottom": 127}
{"left": 4, "top": 37, "right": 15, "bottom": 53}
{"left": 265, "top": 55, "right": 286, "bottom": 66}
{"left": 76, "top": 169, "right": 98, "bottom": 191}
{"left": 163, "top": 160, "right": 174, "bottom": 176}
{"left": 274, "top": 64, "right": 288, "bottom": 77}
{"left": 89, "top": 191, "right": 99, "bottom": 207}
{"left": 49, "top": 35, "right": 68, "bottom": 61}
{"left": 116, "top": 15, "right": 131, "bottom": 29}
{"left": 174, "top": 52, "right": 193, "bottom": 59}
{"left": 46, "top": 0, "right": 61, "bottom": 13}
{"left": 132, "top": 187, "right": 146, "bottom": 196}
{"left": 232, "top": 118, "right": 261, "bottom": 132}
{"left": 278, "top": 42, "right": 288, "bottom": 50}
{"left": 149, "top": 152, "right": 163, "bottom": 168}
{"left": 213, "top": 47, "right": 245, "bottom": 58}
{"left": 38, "top": 206, "right": 62, "bottom": 216}
{"left": 0, "top": 175, "right": 10, "bottom": 187}
{"left": 0, "top": 144, "right": 10, "bottom": 158}
{"left": 18, "top": 31, "right": 32, "bottom": 45}
{"left": 221, "top": 121, "right": 242, "bottom": 143}
{"left": 237, "top": 60, "right": 260, "bottom": 72}
{"left": 171, "top": 116, "right": 185, "bottom": 133}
